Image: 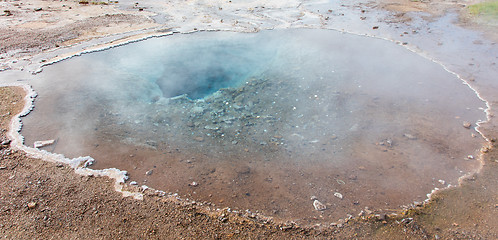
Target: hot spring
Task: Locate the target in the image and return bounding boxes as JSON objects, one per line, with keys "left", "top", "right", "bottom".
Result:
{"left": 21, "top": 29, "right": 486, "bottom": 225}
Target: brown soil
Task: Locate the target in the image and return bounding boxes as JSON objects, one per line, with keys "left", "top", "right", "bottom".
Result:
{"left": 0, "top": 14, "right": 153, "bottom": 57}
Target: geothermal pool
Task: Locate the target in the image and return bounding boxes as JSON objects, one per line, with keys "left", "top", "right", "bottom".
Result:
{"left": 22, "top": 29, "right": 486, "bottom": 225}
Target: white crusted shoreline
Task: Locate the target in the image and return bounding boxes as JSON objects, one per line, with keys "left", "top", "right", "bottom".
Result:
{"left": 3, "top": 83, "right": 143, "bottom": 200}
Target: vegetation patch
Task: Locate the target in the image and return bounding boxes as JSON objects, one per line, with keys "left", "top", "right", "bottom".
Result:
{"left": 468, "top": 1, "right": 498, "bottom": 18}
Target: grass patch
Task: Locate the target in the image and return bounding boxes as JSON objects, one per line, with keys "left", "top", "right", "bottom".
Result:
{"left": 468, "top": 1, "right": 498, "bottom": 17}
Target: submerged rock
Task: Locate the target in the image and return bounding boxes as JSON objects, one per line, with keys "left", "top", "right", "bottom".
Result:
{"left": 204, "top": 125, "right": 219, "bottom": 130}
{"left": 334, "top": 192, "right": 343, "bottom": 199}
{"left": 313, "top": 200, "right": 326, "bottom": 211}
{"left": 191, "top": 106, "right": 205, "bottom": 114}
{"left": 403, "top": 133, "right": 417, "bottom": 140}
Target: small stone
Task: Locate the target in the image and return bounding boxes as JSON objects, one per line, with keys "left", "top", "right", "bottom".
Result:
{"left": 372, "top": 26, "right": 379, "bottom": 29}
{"left": 403, "top": 133, "right": 417, "bottom": 140}
{"left": 204, "top": 125, "right": 219, "bottom": 130}
{"left": 34, "top": 8, "right": 43, "bottom": 11}
{"left": 27, "top": 202, "right": 37, "bottom": 209}
{"left": 191, "top": 106, "right": 205, "bottom": 114}
{"left": 189, "top": 181, "right": 199, "bottom": 187}
{"left": 334, "top": 192, "right": 343, "bottom": 199}
{"left": 313, "top": 200, "right": 326, "bottom": 211}
{"left": 32, "top": 68, "right": 43, "bottom": 75}
{"left": 130, "top": 181, "right": 138, "bottom": 185}
{"left": 1, "top": 140, "right": 11, "bottom": 145}
{"left": 235, "top": 166, "right": 250, "bottom": 174}
{"left": 145, "top": 170, "right": 153, "bottom": 175}
{"left": 463, "top": 121, "right": 471, "bottom": 129}
{"left": 375, "top": 213, "right": 386, "bottom": 221}
{"left": 467, "top": 155, "right": 474, "bottom": 160}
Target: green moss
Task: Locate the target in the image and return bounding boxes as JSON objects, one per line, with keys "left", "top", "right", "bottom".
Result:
{"left": 468, "top": 1, "right": 498, "bottom": 17}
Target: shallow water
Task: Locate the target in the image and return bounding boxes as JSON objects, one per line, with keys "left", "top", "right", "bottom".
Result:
{"left": 22, "top": 29, "right": 486, "bottom": 225}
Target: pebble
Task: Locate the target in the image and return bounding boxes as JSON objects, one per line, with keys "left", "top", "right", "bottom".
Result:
{"left": 235, "top": 166, "right": 251, "bottom": 174}
{"left": 27, "top": 202, "right": 37, "bottom": 209}
{"left": 204, "top": 125, "right": 219, "bottom": 130}
{"left": 1, "top": 140, "right": 11, "bottom": 145}
{"left": 375, "top": 213, "right": 386, "bottom": 221}
{"left": 403, "top": 133, "right": 417, "bottom": 140}
{"left": 32, "top": 68, "right": 43, "bottom": 75}
{"left": 463, "top": 121, "right": 471, "bottom": 129}
{"left": 334, "top": 192, "right": 343, "bottom": 199}
{"left": 189, "top": 181, "right": 199, "bottom": 187}
{"left": 145, "top": 170, "right": 153, "bottom": 175}
{"left": 313, "top": 200, "right": 326, "bottom": 211}
{"left": 191, "top": 106, "right": 205, "bottom": 114}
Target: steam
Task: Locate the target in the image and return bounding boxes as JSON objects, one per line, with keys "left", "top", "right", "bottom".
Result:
{"left": 20, "top": 29, "right": 487, "bottom": 220}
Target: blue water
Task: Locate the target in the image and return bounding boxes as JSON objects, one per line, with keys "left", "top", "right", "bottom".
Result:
{"left": 88, "top": 32, "right": 278, "bottom": 100}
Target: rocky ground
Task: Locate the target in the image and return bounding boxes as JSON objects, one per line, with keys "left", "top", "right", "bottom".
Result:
{"left": 1, "top": 0, "right": 497, "bottom": 239}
